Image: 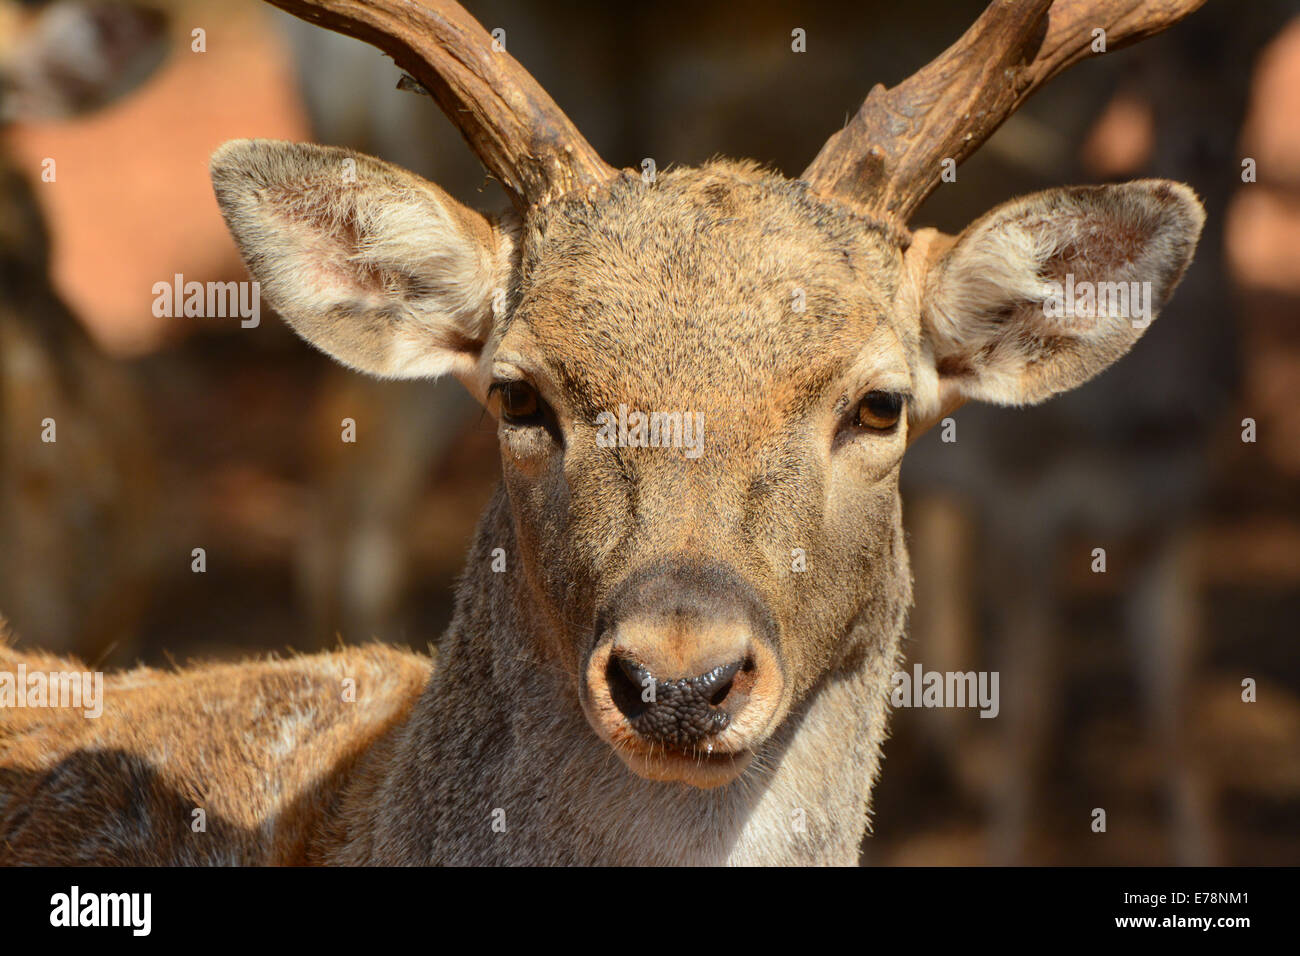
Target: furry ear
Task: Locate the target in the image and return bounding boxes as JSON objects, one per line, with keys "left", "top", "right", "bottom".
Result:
{"left": 210, "top": 139, "right": 511, "bottom": 382}
{"left": 911, "top": 180, "right": 1204, "bottom": 422}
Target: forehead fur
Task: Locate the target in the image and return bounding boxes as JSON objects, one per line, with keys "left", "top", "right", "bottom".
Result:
{"left": 502, "top": 161, "right": 909, "bottom": 422}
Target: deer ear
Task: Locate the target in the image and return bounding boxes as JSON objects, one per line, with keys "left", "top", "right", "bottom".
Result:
{"left": 210, "top": 139, "right": 511, "bottom": 383}
{"left": 911, "top": 180, "right": 1204, "bottom": 422}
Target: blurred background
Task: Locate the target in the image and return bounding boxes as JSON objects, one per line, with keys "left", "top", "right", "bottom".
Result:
{"left": 0, "top": 0, "right": 1296, "bottom": 865}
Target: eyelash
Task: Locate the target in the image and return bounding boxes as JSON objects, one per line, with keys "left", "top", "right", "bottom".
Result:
{"left": 489, "top": 380, "right": 564, "bottom": 444}
{"left": 489, "top": 381, "right": 542, "bottom": 424}
{"left": 839, "top": 390, "right": 906, "bottom": 440}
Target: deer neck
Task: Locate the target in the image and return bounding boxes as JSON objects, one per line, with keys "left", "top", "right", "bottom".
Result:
{"left": 336, "top": 487, "right": 902, "bottom": 865}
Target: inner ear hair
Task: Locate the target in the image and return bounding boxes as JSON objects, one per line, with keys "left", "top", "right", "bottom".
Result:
{"left": 210, "top": 139, "right": 510, "bottom": 385}
{"left": 916, "top": 181, "right": 1205, "bottom": 409}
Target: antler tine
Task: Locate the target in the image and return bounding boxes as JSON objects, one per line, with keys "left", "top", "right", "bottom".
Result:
{"left": 266, "top": 0, "right": 618, "bottom": 210}
{"left": 802, "top": 0, "right": 1207, "bottom": 224}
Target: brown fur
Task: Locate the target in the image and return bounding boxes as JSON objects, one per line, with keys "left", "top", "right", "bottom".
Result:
{"left": 0, "top": 629, "right": 428, "bottom": 864}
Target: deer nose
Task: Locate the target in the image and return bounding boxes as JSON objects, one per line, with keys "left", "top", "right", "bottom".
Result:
{"left": 606, "top": 651, "right": 751, "bottom": 748}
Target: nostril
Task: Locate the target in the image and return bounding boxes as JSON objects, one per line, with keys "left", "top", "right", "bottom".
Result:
{"left": 616, "top": 655, "right": 649, "bottom": 688}
{"left": 607, "top": 654, "right": 649, "bottom": 721}
{"left": 708, "top": 676, "right": 734, "bottom": 706}
{"left": 711, "top": 656, "right": 756, "bottom": 711}
{"left": 700, "top": 659, "right": 742, "bottom": 706}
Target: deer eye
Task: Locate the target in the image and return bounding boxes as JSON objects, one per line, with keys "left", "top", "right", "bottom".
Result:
{"left": 494, "top": 381, "right": 543, "bottom": 424}
{"left": 853, "top": 391, "right": 904, "bottom": 432}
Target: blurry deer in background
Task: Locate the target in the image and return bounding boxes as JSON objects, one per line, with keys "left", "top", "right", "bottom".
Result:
{"left": 0, "top": 0, "right": 162, "bottom": 658}
{"left": 1, "top": 0, "right": 1206, "bottom": 864}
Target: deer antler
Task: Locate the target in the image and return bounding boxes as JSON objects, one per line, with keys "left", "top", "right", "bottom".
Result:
{"left": 266, "top": 0, "right": 618, "bottom": 210}
{"left": 802, "top": 0, "right": 1207, "bottom": 224}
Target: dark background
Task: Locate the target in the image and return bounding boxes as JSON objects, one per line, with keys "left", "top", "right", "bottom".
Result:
{"left": 1, "top": 0, "right": 1297, "bottom": 864}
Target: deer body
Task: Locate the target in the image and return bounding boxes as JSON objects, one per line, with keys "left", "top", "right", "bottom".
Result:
{"left": 0, "top": 0, "right": 1207, "bottom": 866}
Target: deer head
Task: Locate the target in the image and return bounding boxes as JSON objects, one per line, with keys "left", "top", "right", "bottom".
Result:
{"left": 211, "top": 0, "right": 1205, "bottom": 789}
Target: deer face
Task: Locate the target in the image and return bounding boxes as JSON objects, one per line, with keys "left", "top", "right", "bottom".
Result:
{"left": 500, "top": 165, "right": 916, "bottom": 786}
{"left": 212, "top": 141, "right": 1202, "bottom": 788}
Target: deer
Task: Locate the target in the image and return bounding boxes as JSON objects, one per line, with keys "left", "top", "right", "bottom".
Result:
{"left": 0, "top": 0, "right": 164, "bottom": 661}
{"left": 0, "top": 0, "right": 1207, "bottom": 865}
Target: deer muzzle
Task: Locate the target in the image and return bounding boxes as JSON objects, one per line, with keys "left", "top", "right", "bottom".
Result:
{"left": 581, "top": 559, "right": 784, "bottom": 787}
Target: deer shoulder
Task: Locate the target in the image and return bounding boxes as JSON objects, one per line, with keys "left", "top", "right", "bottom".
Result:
{"left": 0, "top": 634, "right": 429, "bottom": 864}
